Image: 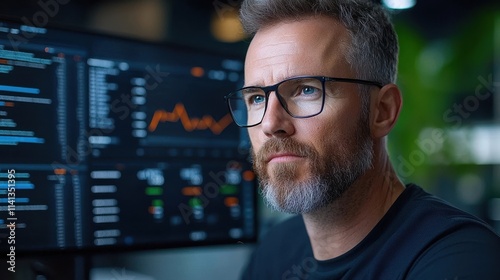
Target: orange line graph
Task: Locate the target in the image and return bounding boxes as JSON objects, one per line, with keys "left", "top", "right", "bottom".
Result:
{"left": 148, "top": 103, "right": 233, "bottom": 135}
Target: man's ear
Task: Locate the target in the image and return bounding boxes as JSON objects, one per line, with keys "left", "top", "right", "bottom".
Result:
{"left": 370, "top": 84, "right": 402, "bottom": 138}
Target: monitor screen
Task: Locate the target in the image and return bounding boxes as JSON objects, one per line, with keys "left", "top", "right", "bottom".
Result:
{"left": 0, "top": 18, "right": 256, "bottom": 253}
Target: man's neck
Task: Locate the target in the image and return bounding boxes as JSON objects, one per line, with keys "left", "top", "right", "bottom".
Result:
{"left": 302, "top": 153, "right": 405, "bottom": 261}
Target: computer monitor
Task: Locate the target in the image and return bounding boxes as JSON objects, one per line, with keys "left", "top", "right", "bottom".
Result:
{"left": 0, "top": 17, "right": 256, "bottom": 253}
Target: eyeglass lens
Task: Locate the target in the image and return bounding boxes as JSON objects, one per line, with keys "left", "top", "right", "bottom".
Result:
{"left": 228, "top": 77, "right": 325, "bottom": 127}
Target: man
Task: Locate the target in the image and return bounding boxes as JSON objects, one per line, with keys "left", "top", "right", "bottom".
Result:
{"left": 224, "top": 0, "right": 500, "bottom": 279}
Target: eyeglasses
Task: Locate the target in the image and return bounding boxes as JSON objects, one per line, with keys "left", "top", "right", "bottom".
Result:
{"left": 225, "top": 76, "right": 383, "bottom": 127}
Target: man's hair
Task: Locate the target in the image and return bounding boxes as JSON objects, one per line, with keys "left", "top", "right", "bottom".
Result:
{"left": 239, "top": 0, "right": 399, "bottom": 85}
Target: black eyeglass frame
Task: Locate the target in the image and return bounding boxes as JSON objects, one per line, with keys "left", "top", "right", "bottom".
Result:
{"left": 224, "top": 76, "right": 384, "bottom": 128}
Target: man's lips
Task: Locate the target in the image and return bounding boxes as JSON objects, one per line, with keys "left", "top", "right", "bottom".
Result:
{"left": 267, "top": 153, "right": 305, "bottom": 163}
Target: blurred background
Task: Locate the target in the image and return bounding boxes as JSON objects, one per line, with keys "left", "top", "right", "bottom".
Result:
{"left": 2, "top": 0, "right": 499, "bottom": 279}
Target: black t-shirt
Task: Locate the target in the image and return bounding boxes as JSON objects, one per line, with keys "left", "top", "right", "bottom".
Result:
{"left": 242, "top": 184, "right": 500, "bottom": 279}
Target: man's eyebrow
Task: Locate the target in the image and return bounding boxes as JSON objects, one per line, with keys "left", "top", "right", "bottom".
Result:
{"left": 243, "top": 75, "right": 319, "bottom": 88}
{"left": 242, "top": 81, "right": 264, "bottom": 88}
{"left": 241, "top": 87, "right": 262, "bottom": 93}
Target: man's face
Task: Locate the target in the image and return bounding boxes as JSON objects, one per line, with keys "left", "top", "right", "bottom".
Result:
{"left": 244, "top": 16, "right": 374, "bottom": 213}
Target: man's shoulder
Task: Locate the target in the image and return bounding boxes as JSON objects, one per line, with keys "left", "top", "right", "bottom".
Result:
{"left": 389, "top": 184, "right": 500, "bottom": 279}
{"left": 399, "top": 184, "right": 497, "bottom": 232}
{"left": 318, "top": 183, "right": 500, "bottom": 279}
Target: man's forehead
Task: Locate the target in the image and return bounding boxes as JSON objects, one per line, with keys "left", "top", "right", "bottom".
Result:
{"left": 247, "top": 16, "right": 351, "bottom": 63}
{"left": 244, "top": 16, "right": 352, "bottom": 85}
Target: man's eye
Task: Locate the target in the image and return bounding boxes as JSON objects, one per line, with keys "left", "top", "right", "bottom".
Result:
{"left": 250, "top": 95, "right": 266, "bottom": 104}
{"left": 244, "top": 94, "right": 265, "bottom": 105}
{"left": 302, "top": 86, "right": 317, "bottom": 95}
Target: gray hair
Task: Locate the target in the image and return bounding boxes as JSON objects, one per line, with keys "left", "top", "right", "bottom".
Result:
{"left": 239, "top": 0, "right": 399, "bottom": 85}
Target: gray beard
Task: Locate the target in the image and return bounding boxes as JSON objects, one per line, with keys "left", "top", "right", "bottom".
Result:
{"left": 253, "top": 120, "right": 373, "bottom": 214}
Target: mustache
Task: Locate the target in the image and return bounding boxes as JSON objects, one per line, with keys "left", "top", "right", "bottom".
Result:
{"left": 253, "top": 138, "right": 315, "bottom": 164}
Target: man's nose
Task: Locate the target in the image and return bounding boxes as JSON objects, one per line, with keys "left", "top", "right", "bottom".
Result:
{"left": 260, "top": 92, "right": 294, "bottom": 137}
